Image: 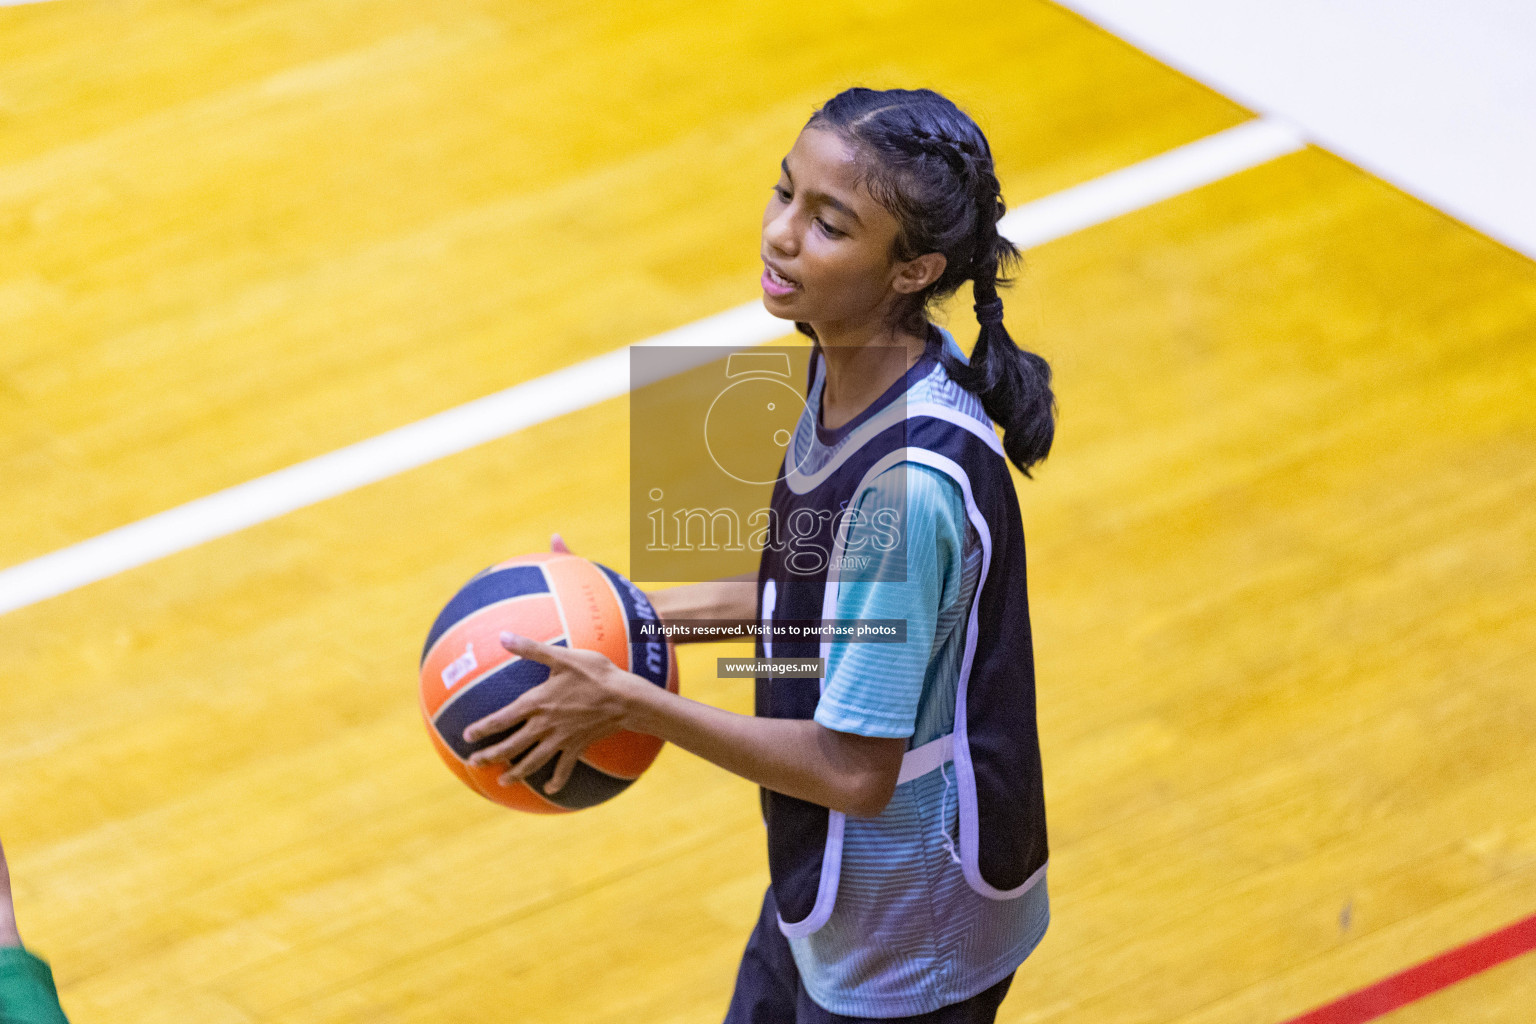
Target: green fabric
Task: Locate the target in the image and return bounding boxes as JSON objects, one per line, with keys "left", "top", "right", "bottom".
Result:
{"left": 0, "top": 947, "right": 69, "bottom": 1024}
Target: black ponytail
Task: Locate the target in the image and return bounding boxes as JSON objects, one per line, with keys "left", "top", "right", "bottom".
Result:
{"left": 802, "top": 87, "right": 1057, "bottom": 477}
{"left": 940, "top": 244, "right": 1055, "bottom": 478}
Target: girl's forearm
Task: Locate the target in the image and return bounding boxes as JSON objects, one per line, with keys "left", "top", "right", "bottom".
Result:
{"left": 617, "top": 676, "right": 900, "bottom": 817}
{"left": 645, "top": 575, "right": 758, "bottom": 641}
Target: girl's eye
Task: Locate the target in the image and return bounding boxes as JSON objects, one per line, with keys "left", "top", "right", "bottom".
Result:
{"left": 772, "top": 185, "right": 792, "bottom": 202}
{"left": 816, "top": 219, "right": 845, "bottom": 238}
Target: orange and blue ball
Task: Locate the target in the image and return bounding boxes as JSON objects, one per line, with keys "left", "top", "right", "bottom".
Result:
{"left": 419, "top": 551, "right": 677, "bottom": 812}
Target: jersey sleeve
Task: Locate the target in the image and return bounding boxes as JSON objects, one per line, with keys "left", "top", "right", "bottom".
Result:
{"left": 0, "top": 947, "right": 71, "bottom": 1024}
{"left": 813, "top": 461, "right": 967, "bottom": 739}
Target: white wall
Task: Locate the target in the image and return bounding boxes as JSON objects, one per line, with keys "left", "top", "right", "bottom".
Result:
{"left": 1058, "top": 0, "right": 1536, "bottom": 259}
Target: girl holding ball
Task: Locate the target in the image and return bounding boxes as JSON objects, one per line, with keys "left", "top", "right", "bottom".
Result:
{"left": 466, "top": 87, "right": 1055, "bottom": 1023}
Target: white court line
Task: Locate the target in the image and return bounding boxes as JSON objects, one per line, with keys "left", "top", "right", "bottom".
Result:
{"left": 998, "top": 117, "right": 1303, "bottom": 246}
{"left": 0, "top": 117, "right": 1303, "bottom": 617}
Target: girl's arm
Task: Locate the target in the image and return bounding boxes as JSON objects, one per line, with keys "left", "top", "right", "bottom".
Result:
{"left": 546, "top": 533, "right": 757, "bottom": 642}
{"left": 645, "top": 575, "right": 758, "bottom": 641}
{"left": 462, "top": 633, "right": 905, "bottom": 817}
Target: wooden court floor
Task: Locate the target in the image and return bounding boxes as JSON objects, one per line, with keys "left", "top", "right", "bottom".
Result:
{"left": 2, "top": 1, "right": 1534, "bottom": 1021}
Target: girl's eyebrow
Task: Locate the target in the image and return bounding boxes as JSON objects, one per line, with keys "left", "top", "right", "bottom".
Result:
{"left": 781, "top": 157, "right": 864, "bottom": 226}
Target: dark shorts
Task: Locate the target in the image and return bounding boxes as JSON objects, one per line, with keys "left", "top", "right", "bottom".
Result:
{"left": 723, "top": 886, "right": 1015, "bottom": 1024}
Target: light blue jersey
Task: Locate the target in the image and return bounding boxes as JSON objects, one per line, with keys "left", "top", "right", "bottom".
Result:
{"left": 783, "top": 328, "right": 1050, "bottom": 1017}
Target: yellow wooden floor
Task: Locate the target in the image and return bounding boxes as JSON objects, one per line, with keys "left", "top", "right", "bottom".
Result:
{"left": 2, "top": 2, "right": 1534, "bottom": 1022}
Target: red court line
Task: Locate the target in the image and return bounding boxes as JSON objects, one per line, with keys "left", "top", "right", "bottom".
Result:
{"left": 1279, "top": 911, "right": 1536, "bottom": 1024}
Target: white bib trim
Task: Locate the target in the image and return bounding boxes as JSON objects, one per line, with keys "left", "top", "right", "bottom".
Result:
{"left": 897, "top": 732, "right": 955, "bottom": 784}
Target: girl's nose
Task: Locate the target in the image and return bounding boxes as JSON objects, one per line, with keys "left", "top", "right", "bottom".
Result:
{"left": 763, "top": 206, "right": 799, "bottom": 257}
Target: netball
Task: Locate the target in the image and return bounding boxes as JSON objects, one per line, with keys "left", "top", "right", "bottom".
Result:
{"left": 418, "top": 552, "right": 678, "bottom": 813}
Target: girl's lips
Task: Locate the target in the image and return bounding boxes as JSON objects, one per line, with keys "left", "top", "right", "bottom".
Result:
{"left": 761, "top": 265, "right": 798, "bottom": 298}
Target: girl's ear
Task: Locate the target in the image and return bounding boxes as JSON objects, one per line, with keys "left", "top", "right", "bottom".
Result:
{"left": 891, "top": 252, "right": 947, "bottom": 295}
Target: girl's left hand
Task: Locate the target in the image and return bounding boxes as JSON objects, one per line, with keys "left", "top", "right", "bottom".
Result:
{"left": 462, "top": 631, "right": 640, "bottom": 794}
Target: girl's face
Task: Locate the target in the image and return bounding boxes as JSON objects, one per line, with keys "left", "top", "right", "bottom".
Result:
{"left": 760, "top": 128, "right": 938, "bottom": 333}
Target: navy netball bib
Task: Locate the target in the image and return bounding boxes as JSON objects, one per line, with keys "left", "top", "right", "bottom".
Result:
{"left": 755, "top": 341, "right": 1049, "bottom": 937}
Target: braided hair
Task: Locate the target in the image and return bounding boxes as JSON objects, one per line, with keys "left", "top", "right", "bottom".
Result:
{"left": 796, "top": 87, "right": 1055, "bottom": 477}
